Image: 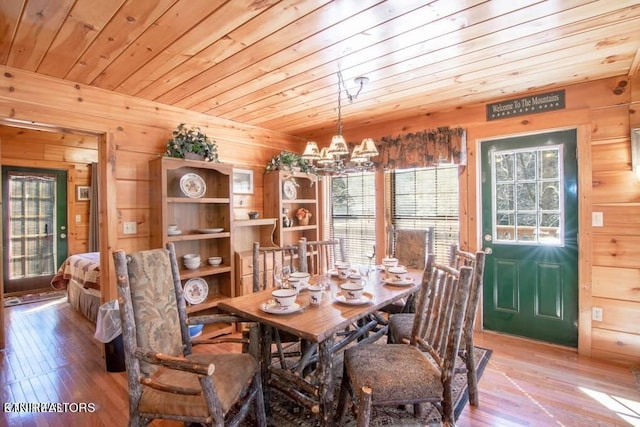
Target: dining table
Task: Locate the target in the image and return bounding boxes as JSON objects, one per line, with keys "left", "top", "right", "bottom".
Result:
{"left": 218, "top": 267, "right": 423, "bottom": 426}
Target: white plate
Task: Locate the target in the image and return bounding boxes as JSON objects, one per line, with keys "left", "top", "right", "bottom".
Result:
{"left": 183, "top": 278, "right": 208, "bottom": 305}
{"left": 180, "top": 173, "right": 206, "bottom": 198}
{"left": 333, "top": 291, "right": 374, "bottom": 305}
{"left": 383, "top": 277, "right": 415, "bottom": 287}
{"left": 196, "top": 228, "right": 224, "bottom": 233}
{"left": 168, "top": 229, "right": 182, "bottom": 236}
{"left": 282, "top": 180, "right": 297, "bottom": 200}
{"left": 260, "top": 300, "right": 303, "bottom": 314}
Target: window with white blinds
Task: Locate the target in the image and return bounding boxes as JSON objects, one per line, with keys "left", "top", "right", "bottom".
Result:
{"left": 388, "top": 166, "right": 459, "bottom": 263}
{"left": 329, "top": 172, "right": 376, "bottom": 265}
{"left": 327, "top": 166, "right": 459, "bottom": 266}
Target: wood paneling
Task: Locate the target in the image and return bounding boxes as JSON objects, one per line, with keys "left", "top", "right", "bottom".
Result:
{"left": 1, "top": 2, "right": 638, "bottom": 139}
{"left": 0, "top": 126, "right": 97, "bottom": 255}
{"left": 593, "top": 266, "right": 640, "bottom": 302}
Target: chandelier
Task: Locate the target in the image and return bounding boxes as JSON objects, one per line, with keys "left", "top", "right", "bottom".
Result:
{"left": 301, "top": 72, "right": 379, "bottom": 175}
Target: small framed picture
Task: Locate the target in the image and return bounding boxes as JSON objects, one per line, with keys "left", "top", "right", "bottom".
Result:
{"left": 76, "top": 185, "right": 91, "bottom": 201}
{"left": 233, "top": 168, "right": 254, "bottom": 194}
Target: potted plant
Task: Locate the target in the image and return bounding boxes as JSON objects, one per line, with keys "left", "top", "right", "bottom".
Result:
{"left": 265, "top": 151, "right": 316, "bottom": 175}
{"left": 296, "top": 207, "right": 312, "bottom": 225}
{"left": 165, "top": 123, "right": 219, "bottom": 162}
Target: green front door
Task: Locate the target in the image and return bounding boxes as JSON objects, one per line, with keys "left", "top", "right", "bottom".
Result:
{"left": 481, "top": 129, "right": 578, "bottom": 347}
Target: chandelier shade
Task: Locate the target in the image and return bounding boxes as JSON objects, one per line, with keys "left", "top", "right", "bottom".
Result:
{"left": 301, "top": 72, "right": 378, "bottom": 175}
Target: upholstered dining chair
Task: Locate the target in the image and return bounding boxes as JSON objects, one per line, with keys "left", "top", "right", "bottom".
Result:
{"left": 114, "top": 243, "right": 266, "bottom": 427}
{"left": 387, "top": 245, "right": 486, "bottom": 406}
{"left": 382, "top": 226, "right": 435, "bottom": 314}
{"left": 336, "top": 258, "right": 474, "bottom": 426}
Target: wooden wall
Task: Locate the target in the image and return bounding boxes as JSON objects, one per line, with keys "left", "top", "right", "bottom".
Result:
{"left": 329, "top": 74, "right": 639, "bottom": 365}
{"left": 0, "top": 65, "right": 304, "bottom": 302}
{"left": 0, "top": 126, "right": 98, "bottom": 254}
{"left": 1, "top": 62, "right": 638, "bottom": 364}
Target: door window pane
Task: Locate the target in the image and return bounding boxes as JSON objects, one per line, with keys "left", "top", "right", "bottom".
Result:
{"left": 492, "top": 146, "right": 563, "bottom": 245}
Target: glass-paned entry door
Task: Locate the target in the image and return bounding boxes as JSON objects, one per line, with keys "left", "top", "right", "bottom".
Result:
{"left": 3, "top": 167, "right": 68, "bottom": 294}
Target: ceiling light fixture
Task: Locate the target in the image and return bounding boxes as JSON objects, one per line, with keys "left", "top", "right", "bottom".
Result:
{"left": 301, "top": 72, "right": 378, "bottom": 175}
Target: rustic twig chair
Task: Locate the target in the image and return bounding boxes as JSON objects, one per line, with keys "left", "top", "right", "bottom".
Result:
{"left": 336, "top": 256, "right": 474, "bottom": 426}
{"left": 387, "top": 245, "right": 486, "bottom": 406}
{"left": 298, "top": 237, "right": 346, "bottom": 276}
{"left": 114, "top": 243, "right": 266, "bottom": 427}
{"left": 252, "top": 242, "right": 303, "bottom": 367}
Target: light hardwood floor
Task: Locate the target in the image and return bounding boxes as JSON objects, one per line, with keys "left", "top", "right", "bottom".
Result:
{"left": 1, "top": 297, "right": 638, "bottom": 426}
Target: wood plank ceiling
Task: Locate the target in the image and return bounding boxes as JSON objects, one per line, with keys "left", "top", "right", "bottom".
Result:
{"left": 1, "top": 0, "right": 639, "bottom": 140}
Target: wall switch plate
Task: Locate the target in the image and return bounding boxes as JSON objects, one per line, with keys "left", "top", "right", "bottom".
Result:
{"left": 123, "top": 221, "right": 137, "bottom": 235}
{"left": 75, "top": 214, "right": 81, "bottom": 223}
{"left": 592, "top": 307, "right": 603, "bottom": 322}
{"left": 592, "top": 212, "right": 603, "bottom": 227}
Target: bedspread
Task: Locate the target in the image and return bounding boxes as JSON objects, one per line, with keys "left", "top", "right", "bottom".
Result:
{"left": 51, "top": 252, "right": 101, "bottom": 291}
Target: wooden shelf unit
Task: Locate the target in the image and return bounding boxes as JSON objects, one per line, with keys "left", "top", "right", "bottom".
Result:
{"left": 149, "top": 157, "right": 235, "bottom": 339}
{"left": 263, "top": 170, "right": 319, "bottom": 247}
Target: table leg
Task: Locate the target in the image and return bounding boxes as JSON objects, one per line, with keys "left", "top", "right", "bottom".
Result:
{"left": 317, "top": 335, "right": 335, "bottom": 427}
{"left": 261, "top": 324, "right": 273, "bottom": 416}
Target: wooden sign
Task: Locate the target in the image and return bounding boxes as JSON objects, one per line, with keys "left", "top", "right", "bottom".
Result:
{"left": 486, "top": 90, "right": 565, "bottom": 121}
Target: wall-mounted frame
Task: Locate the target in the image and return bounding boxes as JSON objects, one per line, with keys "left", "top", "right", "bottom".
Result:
{"left": 233, "top": 168, "right": 254, "bottom": 194}
{"left": 76, "top": 185, "right": 91, "bottom": 201}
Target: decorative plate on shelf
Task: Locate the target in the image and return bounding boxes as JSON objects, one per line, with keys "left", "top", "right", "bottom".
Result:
{"left": 183, "top": 278, "right": 208, "bottom": 305}
{"left": 282, "top": 180, "right": 297, "bottom": 200}
{"left": 180, "top": 173, "right": 206, "bottom": 198}
{"left": 196, "top": 228, "right": 224, "bottom": 233}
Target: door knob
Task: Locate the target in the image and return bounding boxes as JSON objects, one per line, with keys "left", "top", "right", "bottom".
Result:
{"left": 483, "top": 247, "right": 492, "bottom": 255}
{"left": 60, "top": 233, "right": 67, "bottom": 239}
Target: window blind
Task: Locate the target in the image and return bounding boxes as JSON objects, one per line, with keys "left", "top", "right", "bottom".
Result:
{"left": 387, "top": 166, "right": 459, "bottom": 263}
{"left": 329, "top": 172, "right": 376, "bottom": 265}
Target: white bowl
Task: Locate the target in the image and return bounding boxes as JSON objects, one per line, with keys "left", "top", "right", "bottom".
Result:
{"left": 208, "top": 257, "right": 222, "bottom": 266}
{"left": 272, "top": 289, "right": 297, "bottom": 307}
{"left": 168, "top": 224, "right": 178, "bottom": 232}
{"left": 183, "top": 253, "right": 201, "bottom": 261}
{"left": 184, "top": 261, "right": 200, "bottom": 270}
{"left": 340, "top": 282, "right": 364, "bottom": 299}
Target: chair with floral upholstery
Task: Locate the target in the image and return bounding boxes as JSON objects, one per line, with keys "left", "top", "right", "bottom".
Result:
{"left": 336, "top": 258, "right": 474, "bottom": 426}
{"left": 114, "top": 243, "right": 266, "bottom": 427}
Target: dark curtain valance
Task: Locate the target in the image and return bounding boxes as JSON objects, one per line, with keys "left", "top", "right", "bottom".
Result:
{"left": 370, "top": 126, "right": 466, "bottom": 170}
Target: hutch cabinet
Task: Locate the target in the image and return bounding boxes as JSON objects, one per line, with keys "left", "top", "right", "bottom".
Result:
{"left": 149, "top": 157, "right": 235, "bottom": 338}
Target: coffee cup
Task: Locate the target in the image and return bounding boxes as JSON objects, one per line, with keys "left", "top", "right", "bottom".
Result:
{"left": 290, "top": 272, "right": 310, "bottom": 286}
{"left": 388, "top": 266, "right": 408, "bottom": 282}
{"left": 382, "top": 257, "right": 398, "bottom": 268}
{"left": 287, "top": 277, "right": 303, "bottom": 293}
{"left": 272, "top": 289, "right": 297, "bottom": 308}
{"left": 307, "top": 285, "right": 323, "bottom": 306}
{"left": 340, "top": 282, "right": 364, "bottom": 300}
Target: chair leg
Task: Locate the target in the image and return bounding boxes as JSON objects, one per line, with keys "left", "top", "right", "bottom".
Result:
{"left": 335, "top": 365, "right": 352, "bottom": 423}
{"left": 357, "top": 386, "right": 373, "bottom": 427}
{"left": 465, "top": 340, "right": 479, "bottom": 406}
{"left": 254, "top": 375, "right": 267, "bottom": 427}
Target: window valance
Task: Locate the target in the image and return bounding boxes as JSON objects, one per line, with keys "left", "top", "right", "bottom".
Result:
{"left": 373, "top": 126, "right": 466, "bottom": 170}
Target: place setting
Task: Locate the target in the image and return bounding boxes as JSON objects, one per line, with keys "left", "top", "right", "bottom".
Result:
{"left": 382, "top": 266, "right": 416, "bottom": 287}
{"left": 333, "top": 273, "right": 374, "bottom": 305}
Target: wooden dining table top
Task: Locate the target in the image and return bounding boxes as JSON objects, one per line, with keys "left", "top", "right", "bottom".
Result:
{"left": 218, "top": 268, "right": 422, "bottom": 343}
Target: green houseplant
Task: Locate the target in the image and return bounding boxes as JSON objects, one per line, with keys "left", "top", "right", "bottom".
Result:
{"left": 165, "top": 123, "right": 219, "bottom": 162}
{"left": 265, "top": 151, "right": 316, "bottom": 175}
